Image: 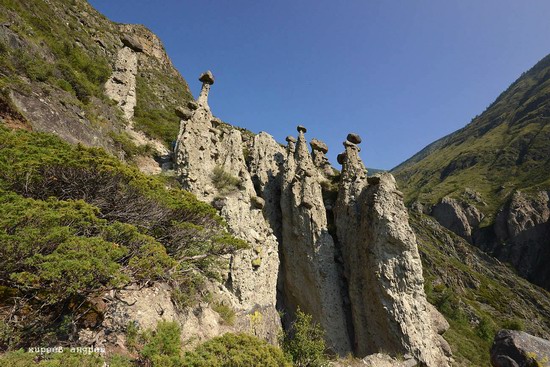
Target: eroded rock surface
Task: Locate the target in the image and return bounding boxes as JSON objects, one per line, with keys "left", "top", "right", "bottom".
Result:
{"left": 432, "top": 196, "right": 483, "bottom": 242}
{"left": 174, "top": 75, "right": 282, "bottom": 341}
{"left": 334, "top": 139, "right": 449, "bottom": 366}
{"left": 280, "top": 127, "right": 351, "bottom": 355}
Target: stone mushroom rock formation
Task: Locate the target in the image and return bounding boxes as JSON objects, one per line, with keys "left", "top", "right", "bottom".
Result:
{"left": 197, "top": 70, "right": 214, "bottom": 108}
{"left": 310, "top": 138, "right": 328, "bottom": 153}
{"left": 310, "top": 138, "right": 334, "bottom": 177}
{"left": 334, "top": 138, "right": 449, "bottom": 366}
{"left": 280, "top": 126, "right": 352, "bottom": 355}
{"left": 199, "top": 70, "right": 215, "bottom": 85}
{"left": 174, "top": 73, "right": 282, "bottom": 342}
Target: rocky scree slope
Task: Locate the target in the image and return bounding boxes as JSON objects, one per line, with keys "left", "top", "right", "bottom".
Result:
{"left": 393, "top": 54, "right": 550, "bottom": 290}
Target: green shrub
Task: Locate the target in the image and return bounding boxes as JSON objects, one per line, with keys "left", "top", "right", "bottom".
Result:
{"left": 0, "top": 127, "right": 246, "bottom": 349}
{"left": 502, "top": 318, "right": 525, "bottom": 331}
{"left": 140, "top": 321, "right": 183, "bottom": 367}
{"left": 182, "top": 333, "right": 291, "bottom": 367}
{"left": 109, "top": 131, "right": 154, "bottom": 159}
{"left": 211, "top": 166, "right": 241, "bottom": 194}
{"left": 280, "top": 308, "right": 330, "bottom": 367}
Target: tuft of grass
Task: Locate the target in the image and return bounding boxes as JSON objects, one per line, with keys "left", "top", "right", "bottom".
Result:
{"left": 212, "top": 302, "right": 235, "bottom": 326}
{"left": 211, "top": 166, "right": 241, "bottom": 195}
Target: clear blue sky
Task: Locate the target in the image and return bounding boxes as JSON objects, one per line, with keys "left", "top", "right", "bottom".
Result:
{"left": 90, "top": 0, "right": 550, "bottom": 169}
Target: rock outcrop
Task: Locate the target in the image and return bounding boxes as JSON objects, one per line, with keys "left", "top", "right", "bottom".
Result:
{"left": 431, "top": 196, "right": 483, "bottom": 242}
{"left": 105, "top": 43, "right": 138, "bottom": 120}
{"left": 334, "top": 136, "right": 449, "bottom": 366}
{"left": 279, "top": 126, "right": 351, "bottom": 355}
{"left": 172, "top": 72, "right": 450, "bottom": 362}
{"left": 486, "top": 190, "right": 550, "bottom": 289}
{"left": 491, "top": 329, "right": 550, "bottom": 367}
{"left": 174, "top": 72, "right": 282, "bottom": 342}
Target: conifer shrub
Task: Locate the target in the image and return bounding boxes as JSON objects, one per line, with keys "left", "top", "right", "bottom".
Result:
{"left": 280, "top": 308, "right": 330, "bottom": 367}
{"left": 181, "top": 333, "right": 291, "bottom": 367}
{"left": 0, "top": 127, "right": 247, "bottom": 349}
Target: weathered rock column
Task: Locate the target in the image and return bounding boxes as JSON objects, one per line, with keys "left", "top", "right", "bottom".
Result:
{"left": 174, "top": 73, "right": 282, "bottom": 343}
{"left": 334, "top": 133, "right": 450, "bottom": 366}
{"left": 197, "top": 70, "right": 214, "bottom": 108}
{"left": 280, "top": 125, "right": 351, "bottom": 355}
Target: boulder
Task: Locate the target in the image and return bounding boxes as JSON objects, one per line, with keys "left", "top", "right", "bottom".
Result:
{"left": 297, "top": 125, "right": 307, "bottom": 133}
{"left": 491, "top": 329, "right": 550, "bottom": 367}
{"left": 121, "top": 35, "right": 143, "bottom": 52}
{"left": 175, "top": 106, "right": 193, "bottom": 120}
{"left": 346, "top": 133, "right": 362, "bottom": 144}
{"left": 310, "top": 138, "right": 328, "bottom": 153}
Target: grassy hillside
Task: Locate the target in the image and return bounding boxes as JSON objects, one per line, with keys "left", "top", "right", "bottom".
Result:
{"left": 0, "top": 0, "right": 194, "bottom": 154}
{"left": 393, "top": 54, "right": 550, "bottom": 223}
{"left": 413, "top": 214, "right": 550, "bottom": 366}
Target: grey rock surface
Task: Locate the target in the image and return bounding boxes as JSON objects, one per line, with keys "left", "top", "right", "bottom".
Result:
{"left": 121, "top": 35, "right": 143, "bottom": 52}
{"left": 174, "top": 81, "right": 282, "bottom": 340}
{"left": 491, "top": 329, "right": 550, "bottom": 367}
{"left": 432, "top": 196, "right": 483, "bottom": 242}
{"left": 280, "top": 127, "right": 351, "bottom": 355}
{"left": 334, "top": 140, "right": 449, "bottom": 366}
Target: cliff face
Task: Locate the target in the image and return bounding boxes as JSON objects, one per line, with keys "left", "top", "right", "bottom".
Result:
{"left": 172, "top": 76, "right": 450, "bottom": 365}
{"left": 334, "top": 140, "right": 448, "bottom": 365}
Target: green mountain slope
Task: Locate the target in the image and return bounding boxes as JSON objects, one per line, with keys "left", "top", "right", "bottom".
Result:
{"left": 393, "top": 54, "right": 550, "bottom": 223}
{"left": 0, "top": 0, "right": 193, "bottom": 157}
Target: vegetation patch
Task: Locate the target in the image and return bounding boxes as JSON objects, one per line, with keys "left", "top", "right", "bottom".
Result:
{"left": 0, "top": 127, "right": 247, "bottom": 350}
{"left": 211, "top": 166, "right": 241, "bottom": 194}
{"left": 279, "top": 309, "right": 330, "bottom": 367}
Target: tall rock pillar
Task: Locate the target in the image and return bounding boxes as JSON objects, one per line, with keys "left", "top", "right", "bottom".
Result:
{"left": 334, "top": 134, "right": 450, "bottom": 366}
{"left": 280, "top": 125, "right": 351, "bottom": 355}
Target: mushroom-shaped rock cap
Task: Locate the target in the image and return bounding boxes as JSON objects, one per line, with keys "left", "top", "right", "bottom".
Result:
{"left": 310, "top": 138, "right": 328, "bottom": 154}
{"left": 297, "top": 125, "right": 307, "bottom": 133}
{"left": 346, "top": 133, "right": 362, "bottom": 144}
{"left": 199, "top": 70, "right": 215, "bottom": 85}
{"left": 286, "top": 135, "right": 297, "bottom": 143}
{"left": 337, "top": 152, "right": 347, "bottom": 165}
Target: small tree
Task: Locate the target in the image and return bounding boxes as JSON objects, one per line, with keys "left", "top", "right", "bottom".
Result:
{"left": 280, "top": 308, "right": 330, "bottom": 367}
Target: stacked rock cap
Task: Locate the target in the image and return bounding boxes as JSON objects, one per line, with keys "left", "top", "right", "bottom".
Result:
{"left": 310, "top": 138, "right": 328, "bottom": 154}
{"left": 199, "top": 70, "right": 215, "bottom": 85}
{"left": 337, "top": 152, "right": 346, "bottom": 165}
{"left": 297, "top": 125, "right": 307, "bottom": 133}
{"left": 286, "top": 135, "right": 297, "bottom": 143}
{"left": 346, "top": 133, "right": 362, "bottom": 144}
{"left": 121, "top": 35, "right": 143, "bottom": 52}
